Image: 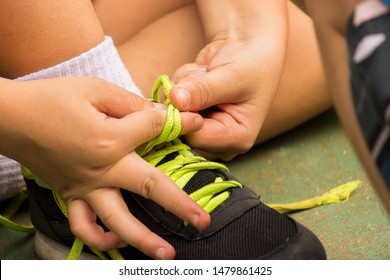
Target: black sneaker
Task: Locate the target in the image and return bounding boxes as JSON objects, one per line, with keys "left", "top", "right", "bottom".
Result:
{"left": 23, "top": 75, "right": 326, "bottom": 260}
{"left": 347, "top": 10, "right": 390, "bottom": 186}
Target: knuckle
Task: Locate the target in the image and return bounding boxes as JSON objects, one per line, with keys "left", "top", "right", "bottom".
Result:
{"left": 192, "top": 80, "right": 214, "bottom": 109}
{"left": 69, "top": 220, "right": 89, "bottom": 243}
{"left": 131, "top": 233, "right": 150, "bottom": 252}
{"left": 220, "top": 153, "right": 237, "bottom": 162}
{"left": 94, "top": 133, "right": 117, "bottom": 153}
{"left": 99, "top": 209, "right": 118, "bottom": 228}
{"left": 128, "top": 94, "right": 147, "bottom": 110}
{"left": 172, "top": 63, "right": 197, "bottom": 81}
{"left": 168, "top": 195, "right": 185, "bottom": 216}
{"left": 87, "top": 125, "right": 120, "bottom": 159}
{"left": 237, "top": 138, "right": 255, "bottom": 154}
{"left": 151, "top": 110, "right": 166, "bottom": 137}
{"left": 139, "top": 172, "right": 159, "bottom": 199}
{"left": 224, "top": 133, "right": 255, "bottom": 157}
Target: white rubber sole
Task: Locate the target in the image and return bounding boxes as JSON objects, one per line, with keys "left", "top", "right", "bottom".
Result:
{"left": 34, "top": 231, "right": 99, "bottom": 260}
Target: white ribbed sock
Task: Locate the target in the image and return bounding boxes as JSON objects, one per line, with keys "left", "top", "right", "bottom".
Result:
{"left": 0, "top": 36, "right": 143, "bottom": 201}
{"left": 17, "top": 36, "right": 143, "bottom": 95}
{"left": 0, "top": 155, "right": 24, "bottom": 201}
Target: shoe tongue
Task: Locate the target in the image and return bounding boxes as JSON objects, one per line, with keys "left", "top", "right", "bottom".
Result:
{"left": 182, "top": 170, "right": 220, "bottom": 195}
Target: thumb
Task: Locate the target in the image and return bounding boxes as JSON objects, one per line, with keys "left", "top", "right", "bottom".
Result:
{"left": 92, "top": 82, "right": 154, "bottom": 118}
{"left": 170, "top": 67, "right": 243, "bottom": 111}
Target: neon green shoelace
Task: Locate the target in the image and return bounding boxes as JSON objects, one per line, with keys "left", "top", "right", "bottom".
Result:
{"left": 0, "top": 188, "right": 35, "bottom": 234}
{"left": 137, "top": 75, "right": 243, "bottom": 214}
{"left": 23, "top": 74, "right": 244, "bottom": 260}
{"left": 17, "top": 74, "right": 360, "bottom": 260}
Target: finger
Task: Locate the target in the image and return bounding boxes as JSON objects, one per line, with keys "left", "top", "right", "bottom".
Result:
{"left": 185, "top": 113, "right": 235, "bottom": 151}
{"left": 67, "top": 198, "right": 125, "bottom": 251}
{"left": 110, "top": 107, "right": 203, "bottom": 149}
{"left": 171, "top": 63, "right": 207, "bottom": 82}
{"left": 103, "top": 152, "right": 211, "bottom": 231}
{"left": 170, "top": 67, "right": 247, "bottom": 111}
{"left": 192, "top": 148, "right": 237, "bottom": 162}
{"left": 184, "top": 111, "right": 250, "bottom": 157}
{"left": 109, "top": 108, "right": 167, "bottom": 148}
{"left": 87, "top": 187, "right": 176, "bottom": 260}
{"left": 179, "top": 111, "right": 204, "bottom": 135}
{"left": 90, "top": 80, "right": 154, "bottom": 117}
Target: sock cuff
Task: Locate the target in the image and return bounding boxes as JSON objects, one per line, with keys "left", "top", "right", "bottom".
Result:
{"left": 16, "top": 36, "right": 142, "bottom": 96}
{"left": 3, "top": 37, "right": 144, "bottom": 200}
{"left": 0, "top": 155, "right": 24, "bottom": 201}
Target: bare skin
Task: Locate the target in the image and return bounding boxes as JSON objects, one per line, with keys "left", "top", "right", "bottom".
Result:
{"left": 94, "top": 0, "right": 331, "bottom": 160}
{"left": 0, "top": 1, "right": 210, "bottom": 260}
{"left": 0, "top": 0, "right": 334, "bottom": 259}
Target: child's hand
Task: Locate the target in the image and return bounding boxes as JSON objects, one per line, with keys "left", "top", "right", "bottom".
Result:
{"left": 2, "top": 76, "right": 209, "bottom": 259}
{"left": 170, "top": 36, "right": 286, "bottom": 160}
{"left": 169, "top": 0, "right": 288, "bottom": 161}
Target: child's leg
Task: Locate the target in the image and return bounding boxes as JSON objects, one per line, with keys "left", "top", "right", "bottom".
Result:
{"left": 99, "top": 0, "right": 331, "bottom": 142}
{"left": 260, "top": 1, "right": 331, "bottom": 142}
{"left": 0, "top": 1, "right": 141, "bottom": 203}
{"left": 0, "top": 1, "right": 103, "bottom": 202}
{"left": 0, "top": 1, "right": 327, "bottom": 260}
{"left": 0, "top": 1, "right": 104, "bottom": 78}
{"left": 0, "top": 1, "right": 141, "bottom": 93}
{"left": 92, "top": 0, "right": 194, "bottom": 46}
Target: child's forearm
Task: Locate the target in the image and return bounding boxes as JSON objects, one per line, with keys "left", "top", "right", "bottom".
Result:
{"left": 195, "top": 0, "right": 288, "bottom": 42}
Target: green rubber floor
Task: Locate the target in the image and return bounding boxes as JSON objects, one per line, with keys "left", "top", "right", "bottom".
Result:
{"left": 0, "top": 109, "right": 389, "bottom": 260}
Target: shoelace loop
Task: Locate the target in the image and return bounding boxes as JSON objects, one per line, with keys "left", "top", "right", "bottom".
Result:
{"left": 138, "top": 74, "right": 243, "bottom": 209}
{"left": 15, "top": 74, "right": 360, "bottom": 260}
{"left": 136, "top": 74, "right": 181, "bottom": 157}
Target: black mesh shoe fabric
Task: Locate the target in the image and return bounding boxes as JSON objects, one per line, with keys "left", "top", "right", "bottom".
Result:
{"left": 25, "top": 157, "right": 326, "bottom": 259}
{"left": 347, "top": 12, "right": 390, "bottom": 187}
{"left": 24, "top": 73, "right": 327, "bottom": 260}
{"left": 164, "top": 206, "right": 296, "bottom": 260}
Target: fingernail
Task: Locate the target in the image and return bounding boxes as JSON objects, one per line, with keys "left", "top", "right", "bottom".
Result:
{"left": 155, "top": 247, "right": 167, "bottom": 260}
{"left": 176, "top": 88, "right": 190, "bottom": 108}
{"left": 193, "top": 116, "right": 203, "bottom": 130}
